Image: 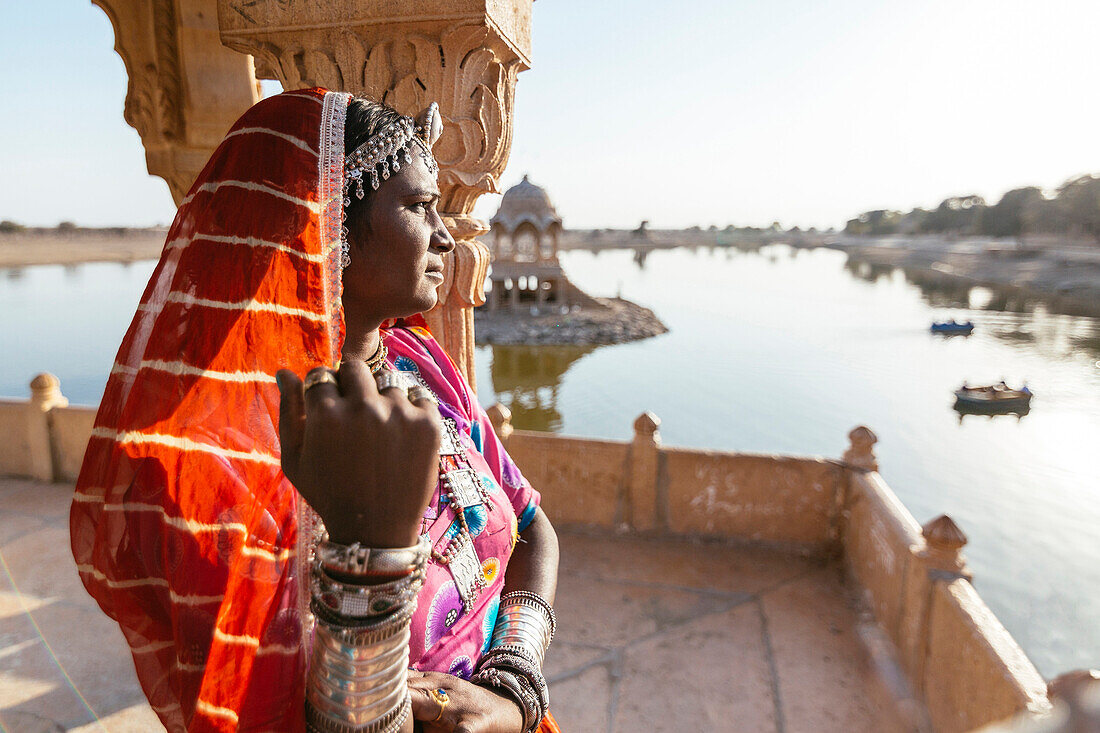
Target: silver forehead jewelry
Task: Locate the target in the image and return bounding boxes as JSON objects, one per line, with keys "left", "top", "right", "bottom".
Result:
{"left": 340, "top": 102, "right": 443, "bottom": 269}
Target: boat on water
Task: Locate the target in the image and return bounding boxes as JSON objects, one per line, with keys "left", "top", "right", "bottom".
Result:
{"left": 954, "top": 382, "right": 1032, "bottom": 414}
{"left": 931, "top": 319, "right": 975, "bottom": 335}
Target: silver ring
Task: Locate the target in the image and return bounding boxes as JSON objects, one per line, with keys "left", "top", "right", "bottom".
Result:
{"left": 303, "top": 370, "right": 338, "bottom": 391}
{"left": 407, "top": 385, "right": 437, "bottom": 404}
{"left": 375, "top": 371, "right": 408, "bottom": 396}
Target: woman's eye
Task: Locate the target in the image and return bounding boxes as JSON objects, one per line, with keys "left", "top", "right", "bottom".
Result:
{"left": 411, "top": 201, "right": 430, "bottom": 212}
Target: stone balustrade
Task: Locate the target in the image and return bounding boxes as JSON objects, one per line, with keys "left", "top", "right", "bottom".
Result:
{"left": 0, "top": 375, "right": 1067, "bottom": 731}
{"left": 977, "top": 674, "right": 1100, "bottom": 732}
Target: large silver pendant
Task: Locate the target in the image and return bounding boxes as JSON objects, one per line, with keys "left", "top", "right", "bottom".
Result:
{"left": 444, "top": 468, "right": 486, "bottom": 509}
{"left": 439, "top": 418, "right": 463, "bottom": 457}
{"left": 448, "top": 531, "right": 486, "bottom": 611}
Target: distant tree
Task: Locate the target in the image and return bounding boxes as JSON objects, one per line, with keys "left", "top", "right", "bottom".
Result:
{"left": 920, "top": 195, "right": 986, "bottom": 234}
{"left": 981, "top": 187, "right": 1045, "bottom": 238}
{"left": 1053, "top": 175, "right": 1100, "bottom": 242}
{"left": 57, "top": 221, "right": 77, "bottom": 231}
{"left": 0, "top": 220, "right": 25, "bottom": 233}
{"left": 897, "top": 208, "right": 929, "bottom": 234}
{"left": 845, "top": 209, "right": 902, "bottom": 235}
{"left": 707, "top": 224, "right": 718, "bottom": 232}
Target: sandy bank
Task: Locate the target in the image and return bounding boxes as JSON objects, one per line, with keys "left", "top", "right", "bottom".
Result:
{"left": 0, "top": 229, "right": 166, "bottom": 268}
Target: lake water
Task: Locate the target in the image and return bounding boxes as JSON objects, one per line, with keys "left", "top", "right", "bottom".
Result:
{"left": 1, "top": 245, "right": 1097, "bottom": 678}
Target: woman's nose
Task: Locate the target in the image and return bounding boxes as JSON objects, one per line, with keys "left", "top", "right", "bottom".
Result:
{"left": 433, "top": 214, "right": 456, "bottom": 253}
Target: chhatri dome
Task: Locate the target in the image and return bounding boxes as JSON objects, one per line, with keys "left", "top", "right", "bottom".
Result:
{"left": 486, "top": 175, "right": 566, "bottom": 311}
{"left": 490, "top": 174, "right": 563, "bottom": 234}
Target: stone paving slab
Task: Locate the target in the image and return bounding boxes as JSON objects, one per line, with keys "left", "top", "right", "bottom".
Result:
{"left": 1, "top": 478, "right": 886, "bottom": 732}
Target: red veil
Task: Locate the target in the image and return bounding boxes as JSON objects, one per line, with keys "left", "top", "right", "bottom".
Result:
{"left": 70, "top": 88, "right": 350, "bottom": 731}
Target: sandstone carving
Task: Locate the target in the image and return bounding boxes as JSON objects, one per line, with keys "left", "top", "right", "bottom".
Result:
{"left": 216, "top": 2, "right": 534, "bottom": 385}
{"left": 94, "top": 0, "right": 260, "bottom": 204}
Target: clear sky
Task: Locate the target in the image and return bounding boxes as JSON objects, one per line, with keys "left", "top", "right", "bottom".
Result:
{"left": 2, "top": 0, "right": 1098, "bottom": 230}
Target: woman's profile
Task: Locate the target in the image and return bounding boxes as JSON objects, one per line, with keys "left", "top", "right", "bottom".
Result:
{"left": 70, "top": 88, "right": 561, "bottom": 733}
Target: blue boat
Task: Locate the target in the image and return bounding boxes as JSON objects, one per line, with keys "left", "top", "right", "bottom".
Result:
{"left": 931, "top": 319, "right": 974, "bottom": 335}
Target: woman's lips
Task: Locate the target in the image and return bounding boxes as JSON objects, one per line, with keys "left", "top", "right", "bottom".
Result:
{"left": 425, "top": 270, "right": 444, "bottom": 282}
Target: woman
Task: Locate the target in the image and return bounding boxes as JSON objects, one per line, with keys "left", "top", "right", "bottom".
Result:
{"left": 70, "top": 88, "right": 560, "bottom": 733}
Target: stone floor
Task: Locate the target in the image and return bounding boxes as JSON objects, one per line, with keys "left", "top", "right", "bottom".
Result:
{"left": 1, "top": 477, "right": 885, "bottom": 732}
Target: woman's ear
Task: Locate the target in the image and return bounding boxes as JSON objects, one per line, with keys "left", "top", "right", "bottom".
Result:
{"left": 415, "top": 103, "right": 443, "bottom": 148}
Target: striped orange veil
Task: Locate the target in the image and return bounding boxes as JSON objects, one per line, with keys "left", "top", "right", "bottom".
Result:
{"left": 70, "top": 88, "right": 350, "bottom": 731}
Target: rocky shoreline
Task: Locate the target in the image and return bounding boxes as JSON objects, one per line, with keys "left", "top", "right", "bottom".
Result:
{"left": 474, "top": 297, "right": 668, "bottom": 345}
{"left": 826, "top": 235, "right": 1100, "bottom": 318}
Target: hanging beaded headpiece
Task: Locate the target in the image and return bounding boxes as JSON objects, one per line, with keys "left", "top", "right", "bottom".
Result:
{"left": 340, "top": 102, "right": 444, "bottom": 268}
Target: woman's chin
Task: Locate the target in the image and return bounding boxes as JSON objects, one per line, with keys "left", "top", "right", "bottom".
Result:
{"left": 410, "top": 290, "right": 439, "bottom": 315}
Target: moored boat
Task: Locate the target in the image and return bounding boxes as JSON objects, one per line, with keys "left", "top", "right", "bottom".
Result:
{"left": 931, "top": 319, "right": 975, "bottom": 335}
{"left": 954, "top": 382, "right": 1032, "bottom": 414}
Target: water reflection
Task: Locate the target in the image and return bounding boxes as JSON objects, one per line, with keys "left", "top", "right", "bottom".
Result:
{"left": 954, "top": 404, "right": 1031, "bottom": 424}
{"left": 844, "top": 257, "right": 887, "bottom": 280}
{"left": 487, "top": 344, "right": 597, "bottom": 432}
{"left": 1073, "top": 334, "right": 1100, "bottom": 358}
{"left": 895, "top": 264, "right": 1067, "bottom": 315}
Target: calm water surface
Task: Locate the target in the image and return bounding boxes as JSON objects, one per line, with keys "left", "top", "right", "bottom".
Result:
{"left": 1, "top": 245, "right": 1097, "bottom": 678}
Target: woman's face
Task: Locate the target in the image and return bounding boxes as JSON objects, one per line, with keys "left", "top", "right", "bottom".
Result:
{"left": 341, "top": 151, "right": 455, "bottom": 321}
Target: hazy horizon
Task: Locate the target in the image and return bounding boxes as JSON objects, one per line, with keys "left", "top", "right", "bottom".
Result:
{"left": 2, "top": 0, "right": 1098, "bottom": 230}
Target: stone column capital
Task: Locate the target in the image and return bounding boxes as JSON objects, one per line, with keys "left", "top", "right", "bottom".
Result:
{"left": 95, "top": 0, "right": 260, "bottom": 203}
{"left": 216, "top": 0, "right": 534, "bottom": 386}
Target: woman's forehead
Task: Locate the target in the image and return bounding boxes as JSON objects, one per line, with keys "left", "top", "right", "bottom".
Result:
{"left": 382, "top": 155, "right": 439, "bottom": 197}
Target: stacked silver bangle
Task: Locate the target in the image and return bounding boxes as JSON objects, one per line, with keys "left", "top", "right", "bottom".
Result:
{"left": 472, "top": 591, "right": 556, "bottom": 733}
{"left": 306, "top": 535, "right": 431, "bottom": 733}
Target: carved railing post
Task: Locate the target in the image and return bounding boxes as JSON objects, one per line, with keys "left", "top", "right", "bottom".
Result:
{"left": 843, "top": 425, "right": 879, "bottom": 472}
{"left": 486, "top": 403, "right": 514, "bottom": 447}
{"left": 920, "top": 514, "right": 972, "bottom": 580}
{"left": 627, "top": 412, "right": 662, "bottom": 531}
{"left": 94, "top": 0, "right": 260, "bottom": 203}
{"left": 216, "top": 1, "right": 534, "bottom": 388}
{"left": 28, "top": 373, "right": 68, "bottom": 482}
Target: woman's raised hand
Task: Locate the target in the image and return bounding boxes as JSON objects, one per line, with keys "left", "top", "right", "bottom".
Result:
{"left": 276, "top": 361, "right": 441, "bottom": 547}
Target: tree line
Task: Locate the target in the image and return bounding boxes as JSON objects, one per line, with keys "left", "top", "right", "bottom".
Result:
{"left": 844, "top": 173, "right": 1100, "bottom": 242}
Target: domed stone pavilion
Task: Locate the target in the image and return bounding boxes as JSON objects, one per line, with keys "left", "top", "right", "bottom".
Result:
{"left": 487, "top": 175, "right": 565, "bottom": 311}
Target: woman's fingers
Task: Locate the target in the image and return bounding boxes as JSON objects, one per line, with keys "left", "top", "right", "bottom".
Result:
{"left": 407, "top": 384, "right": 438, "bottom": 409}
{"left": 275, "top": 369, "right": 305, "bottom": 475}
{"left": 408, "top": 675, "right": 453, "bottom": 729}
{"left": 302, "top": 366, "right": 339, "bottom": 412}
{"left": 375, "top": 368, "right": 410, "bottom": 400}
{"left": 336, "top": 359, "right": 376, "bottom": 402}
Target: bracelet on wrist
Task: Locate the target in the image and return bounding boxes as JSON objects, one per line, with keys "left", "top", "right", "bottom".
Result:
{"left": 472, "top": 667, "right": 544, "bottom": 733}
{"left": 316, "top": 533, "right": 431, "bottom": 579}
{"left": 311, "top": 565, "right": 424, "bottom": 622}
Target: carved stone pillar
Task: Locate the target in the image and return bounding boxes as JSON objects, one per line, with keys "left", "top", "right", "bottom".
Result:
{"left": 94, "top": 0, "right": 260, "bottom": 204}
{"left": 215, "top": 1, "right": 534, "bottom": 388}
